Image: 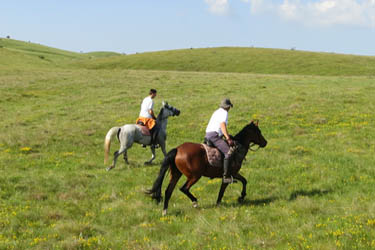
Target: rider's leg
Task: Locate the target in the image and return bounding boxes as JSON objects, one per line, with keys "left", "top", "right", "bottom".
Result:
{"left": 150, "top": 125, "right": 157, "bottom": 146}
{"left": 205, "top": 133, "right": 233, "bottom": 183}
{"left": 222, "top": 153, "right": 233, "bottom": 184}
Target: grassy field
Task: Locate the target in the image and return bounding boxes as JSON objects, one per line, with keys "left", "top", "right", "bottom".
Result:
{"left": 1, "top": 39, "right": 375, "bottom": 249}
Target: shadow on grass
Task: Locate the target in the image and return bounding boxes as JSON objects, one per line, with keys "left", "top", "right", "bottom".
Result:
{"left": 106, "top": 160, "right": 161, "bottom": 171}
{"left": 201, "top": 196, "right": 279, "bottom": 209}
{"left": 230, "top": 196, "right": 278, "bottom": 207}
{"left": 149, "top": 189, "right": 333, "bottom": 215}
{"left": 241, "top": 197, "right": 278, "bottom": 206}
{"left": 289, "top": 189, "right": 331, "bottom": 201}
{"left": 200, "top": 188, "right": 331, "bottom": 209}
{"left": 142, "top": 161, "right": 161, "bottom": 167}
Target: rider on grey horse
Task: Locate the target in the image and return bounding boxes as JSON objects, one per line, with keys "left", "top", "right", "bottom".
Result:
{"left": 104, "top": 101, "right": 180, "bottom": 170}
{"left": 136, "top": 89, "right": 158, "bottom": 147}
{"left": 205, "top": 98, "right": 235, "bottom": 184}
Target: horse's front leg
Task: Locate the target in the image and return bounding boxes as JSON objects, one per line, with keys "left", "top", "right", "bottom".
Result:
{"left": 159, "top": 139, "right": 167, "bottom": 158}
{"left": 144, "top": 146, "right": 156, "bottom": 165}
{"left": 233, "top": 173, "right": 247, "bottom": 203}
{"left": 216, "top": 182, "right": 229, "bottom": 205}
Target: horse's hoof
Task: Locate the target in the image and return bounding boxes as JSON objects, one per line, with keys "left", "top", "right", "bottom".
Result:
{"left": 106, "top": 166, "right": 113, "bottom": 171}
{"left": 151, "top": 195, "right": 163, "bottom": 203}
{"left": 144, "top": 161, "right": 152, "bottom": 165}
{"left": 162, "top": 209, "right": 167, "bottom": 216}
{"left": 144, "top": 189, "right": 152, "bottom": 195}
{"left": 192, "top": 201, "right": 198, "bottom": 208}
{"left": 238, "top": 197, "right": 245, "bottom": 203}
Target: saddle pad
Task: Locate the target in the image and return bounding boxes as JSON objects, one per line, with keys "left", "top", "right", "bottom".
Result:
{"left": 202, "top": 144, "right": 223, "bottom": 168}
{"left": 136, "top": 125, "right": 151, "bottom": 136}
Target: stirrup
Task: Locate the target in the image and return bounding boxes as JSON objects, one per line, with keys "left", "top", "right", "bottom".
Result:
{"left": 222, "top": 176, "right": 237, "bottom": 184}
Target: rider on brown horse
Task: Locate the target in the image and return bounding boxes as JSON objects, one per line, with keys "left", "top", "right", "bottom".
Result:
{"left": 205, "top": 98, "right": 235, "bottom": 184}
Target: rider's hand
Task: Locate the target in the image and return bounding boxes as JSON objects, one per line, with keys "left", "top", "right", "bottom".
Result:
{"left": 227, "top": 138, "right": 235, "bottom": 147}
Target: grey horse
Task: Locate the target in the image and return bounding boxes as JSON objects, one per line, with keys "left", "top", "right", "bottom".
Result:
{"left": 104, "top": 102, "right": 180, "bottom": 170}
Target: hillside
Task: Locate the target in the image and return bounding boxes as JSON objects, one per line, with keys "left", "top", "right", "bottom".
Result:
{"left": 0, "top": 38, "right": 119, "bottom": 71}
{"left": 2, "top": 38, "right": 375, "bottom": 76}
{"left": 76, "top": 47, "right": 375, "bottom": 76}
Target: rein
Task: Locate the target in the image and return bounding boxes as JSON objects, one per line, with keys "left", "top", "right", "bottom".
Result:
{"left": 249, "top": 143, "right": 260, "bottom": 152}
{"left": 234, "top": 142, "right": 260, "bottom": 152}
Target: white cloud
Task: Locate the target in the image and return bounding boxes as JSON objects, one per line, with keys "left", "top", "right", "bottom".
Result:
{"left": 204, "top": 0, "right": 229, "bottom": 15}
{"left": 249, "top": 0, "right": 375, "bottom": 27}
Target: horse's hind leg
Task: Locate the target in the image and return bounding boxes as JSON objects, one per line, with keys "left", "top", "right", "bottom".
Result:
{"left": 106, "top": 147, "right": 127, "bottom": 171}
{"left": 163, "top": 168, "right": 182, "bottom": 216}
{"left": 123, "top": 150, "right": 129, "bottom": 164}
{"left": 180, "top": 177, "right": 201, "bottom": 208}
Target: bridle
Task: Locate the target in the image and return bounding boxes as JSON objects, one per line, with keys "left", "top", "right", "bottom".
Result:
{"left": 249, "top": 142, "right": 260, "bottom": 152}
{"left": 234, "top": 141, "right": 260, "bottom": 153}
{"left": 233, "top": 120, "right": 262, "bottom": 152}
{"left": 157, "top": 105, "right": 179, "bottom": 121}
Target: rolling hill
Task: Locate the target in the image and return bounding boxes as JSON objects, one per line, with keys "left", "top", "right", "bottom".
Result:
{"left": 2, "top": 38, "right": 375, "bottom": 76}
{"left": 75, "top": 47, "right": 375, "bottom": 76}
{"left": 0, "top": 38, "right": 119, "bottom": 71}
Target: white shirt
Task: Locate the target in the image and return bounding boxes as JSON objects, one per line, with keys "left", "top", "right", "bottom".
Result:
{"left": 205, "top": 108, "right": 228, "bottom": 136}
{"left": 139, "top": 96, "right": 154, "bottom": 118}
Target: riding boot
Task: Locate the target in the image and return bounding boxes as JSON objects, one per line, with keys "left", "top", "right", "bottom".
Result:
{"left": 223, "top": 157, "right": 233, "bottom": 184}
{"left": 150, "top": 126, "right": 157, "bottom": 147}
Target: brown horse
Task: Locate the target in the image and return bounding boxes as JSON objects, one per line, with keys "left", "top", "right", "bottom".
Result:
{"left": 146, "top": 120, "right": 267, "bottom": 215}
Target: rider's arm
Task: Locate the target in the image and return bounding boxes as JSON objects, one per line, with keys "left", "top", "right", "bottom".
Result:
{"left": 220, "top": 122, "right": 230, "bottom": 140}
{"left": 149, "top": 109, "right": 156, "bottom": 119}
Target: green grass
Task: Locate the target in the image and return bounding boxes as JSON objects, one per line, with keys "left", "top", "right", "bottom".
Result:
{"left": 1, "top": 39, "right": 375, "bottom": 249}
{"left": 75, "top": 47, "right": 375, "bottom": 76}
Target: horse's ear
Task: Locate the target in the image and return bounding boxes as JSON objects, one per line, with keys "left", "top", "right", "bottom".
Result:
{"left": 250, "top": 119, "right": 259, "bottom": 126}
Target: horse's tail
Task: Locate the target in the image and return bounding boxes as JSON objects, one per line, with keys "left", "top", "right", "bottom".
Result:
{"left": 104, "top": 127, "right": 121, "bottom": 165}
{"left": 145, "top": 148, "right": 178, "bottom": 202}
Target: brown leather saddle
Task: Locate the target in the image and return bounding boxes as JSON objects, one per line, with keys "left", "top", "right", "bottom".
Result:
{"left": 202, "top": 142, "right": 224, "bottom": 168}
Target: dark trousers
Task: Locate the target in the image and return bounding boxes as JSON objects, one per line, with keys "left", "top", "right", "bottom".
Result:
{"left": 205, "top": 132, "right": 231, "bottom": 159}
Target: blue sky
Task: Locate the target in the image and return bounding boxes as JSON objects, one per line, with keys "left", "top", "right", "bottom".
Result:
{"left": 1, "top": 0, "right": 374, "bottom": 55}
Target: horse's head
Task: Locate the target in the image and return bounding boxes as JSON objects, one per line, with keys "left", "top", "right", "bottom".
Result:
{"left": 158, "top": 101, "right": 180, "bottom": 120}
{"left": 234, "top": 120, "right": 267, "bottom": 149}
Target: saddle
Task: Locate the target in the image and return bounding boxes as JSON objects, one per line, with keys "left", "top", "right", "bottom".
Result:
{"left": 202, "top": 138, "right": 238, "bottom": 168}
{"left": 202, "top": 140, "right": 224, "bottom": 168}
{"left": 136, "top": 121, "right": 160, "bottom": 145}
{"left": 136, "top": 124, "right": 151, "bottom": 136}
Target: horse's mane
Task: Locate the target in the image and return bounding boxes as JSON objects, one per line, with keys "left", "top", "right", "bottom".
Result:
{"left": 234, "top": 123, "right": 255, "bottom": 147}
{"left": 156, "top": 107, "right": 164, "bottom": 121}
